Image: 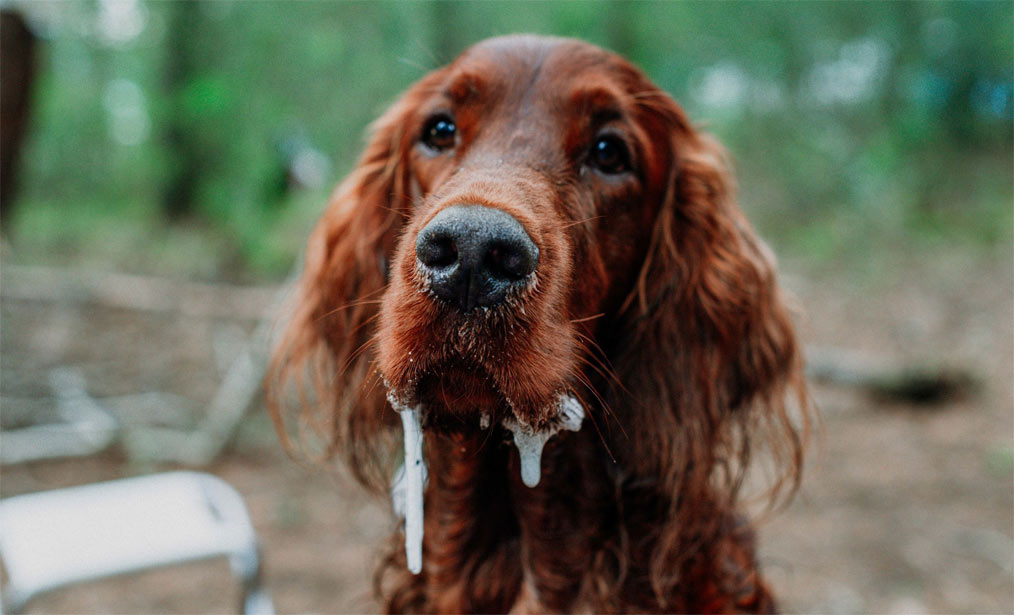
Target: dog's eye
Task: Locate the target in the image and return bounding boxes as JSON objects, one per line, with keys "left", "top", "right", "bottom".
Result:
{"left": 421, "top": 115, "right": 456, "bottom": 152}
{"left": 590, "top": 134, "right": 630, "bottom": 175}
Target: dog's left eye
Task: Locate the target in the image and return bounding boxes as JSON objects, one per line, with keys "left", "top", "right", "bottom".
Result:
{"left": 421, "top": 115, "right": 456, "bottom": 152}
{"left": 590, "top": 134, "right": 631, "bottom": 175}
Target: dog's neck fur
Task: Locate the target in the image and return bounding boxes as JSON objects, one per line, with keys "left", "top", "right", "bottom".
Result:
{"left": 383, "top": 427, "right": 775, "bottom": 614}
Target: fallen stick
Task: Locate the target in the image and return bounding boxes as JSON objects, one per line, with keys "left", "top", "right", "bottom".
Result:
{"left": 1, "top": 265, "right": 280, "bottom": 320}
{"left": 805, "top": 346, "right": 978, "bottom": 404}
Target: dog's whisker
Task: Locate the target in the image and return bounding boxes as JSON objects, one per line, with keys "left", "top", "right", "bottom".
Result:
{"left": 339, "top": 335, "right": 377, "bottom": 377}
{"left": 573, "top": 364, "right": 627, "bottom": 444}
{"left": 569, "top": 370, "right": 618, "bottom": 464}
{"left": 560, "top": 215, "right": 604, "bottom": 230}
{"left": 570, "top": 312, "right": 605, "bottom": 324}
{"left": 573, "top": 330, "right": 626, "bottom": 394}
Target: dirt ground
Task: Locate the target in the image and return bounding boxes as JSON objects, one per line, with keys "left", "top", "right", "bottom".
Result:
{"left": 2, "top": 245, "right": 1012, "bottom": 614}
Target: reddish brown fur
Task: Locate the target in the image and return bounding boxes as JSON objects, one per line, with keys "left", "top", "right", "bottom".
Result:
{"left": 269, "top": 35, "right": 810, "bottom": 614}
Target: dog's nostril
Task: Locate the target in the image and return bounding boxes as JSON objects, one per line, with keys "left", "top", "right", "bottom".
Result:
{"left": 485, "top": 241, "right": 537, "bottom": 281}
{"left": 417, "top": 235, "right": 457, "bottom": 269}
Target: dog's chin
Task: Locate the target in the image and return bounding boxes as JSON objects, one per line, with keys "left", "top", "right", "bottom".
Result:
{"left": 412, "top": 362, "right": 504, "bottom": 425}
{"left": 385, "top": 354, "right": 575, "bottom": 434}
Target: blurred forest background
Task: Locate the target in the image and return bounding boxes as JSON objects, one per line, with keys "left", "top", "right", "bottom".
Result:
{"left": 1, "top": 1, "right": 1012, "bottom": 614}
{"left": 2, "top": 0, "right": 1011, "bottom": 277}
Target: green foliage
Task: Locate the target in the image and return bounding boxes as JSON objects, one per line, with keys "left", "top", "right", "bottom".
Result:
{"left": 8, "top": 0, "right": 1012, "bottom": 279}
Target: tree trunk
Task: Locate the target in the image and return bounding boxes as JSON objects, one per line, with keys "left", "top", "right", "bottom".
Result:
{"left": 160, "top": 1, "right": 202, "bottom": 220}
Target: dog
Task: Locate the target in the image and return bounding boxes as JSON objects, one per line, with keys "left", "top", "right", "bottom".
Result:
{"left": 270, "top": 34, "right": 809, "bottom": 614}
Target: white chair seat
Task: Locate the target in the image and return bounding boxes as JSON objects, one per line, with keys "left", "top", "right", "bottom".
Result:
{"left": 0, "top": 471, "right": 273, "bottom": 614}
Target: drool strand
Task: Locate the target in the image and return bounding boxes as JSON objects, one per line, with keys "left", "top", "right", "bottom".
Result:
{"left": 396, "top": 404, "right": 425, "bottom": 574}
{"left": 503, "top": 393, "right": 585, "bottom": 488}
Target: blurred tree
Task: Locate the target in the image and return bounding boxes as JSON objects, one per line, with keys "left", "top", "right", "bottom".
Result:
{"left": 428, "top": 1, "right": 462, "bottom": 65}
{"left": 605, "top": 0, "right": 635, "bottom": 57}
{"left": 161, "top": 1, "right": 204, "bottom": 220}
{"left": 0, "top": 9, "right": 37, "bottom": 228}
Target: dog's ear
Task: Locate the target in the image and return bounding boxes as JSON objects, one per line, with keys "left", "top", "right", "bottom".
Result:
{"left": 612, "top": 98, "right": 809, "bottom": 596}
{"left": 656, "top": 128, "right": 803, "bottom": 416}
{"left": 268, "top": 83, "right": 431, "bottom": 490}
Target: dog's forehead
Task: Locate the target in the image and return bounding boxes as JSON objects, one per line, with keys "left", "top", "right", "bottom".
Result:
{"left": 462, "top": 34, "right": 596, "bottom": 64}
{"left": 449, "top": 35, "right": 645, "bottom": 101}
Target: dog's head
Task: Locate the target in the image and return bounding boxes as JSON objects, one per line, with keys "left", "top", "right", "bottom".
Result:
{"left": 270, "top": 35, "right": 806, "bottom": 499}
{"left": 376, "top": 35, "right": 679, "bottom": 431}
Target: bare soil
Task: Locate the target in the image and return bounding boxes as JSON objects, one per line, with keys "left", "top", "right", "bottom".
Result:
{"left": 2, "top": 246, "right": 1012, "bottom": 614}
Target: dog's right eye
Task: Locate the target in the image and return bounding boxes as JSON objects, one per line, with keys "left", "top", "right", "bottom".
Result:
{"left": 590, "top": 134, "right": 631, "bottom": 175}
{"left": 421, "top": 115, "right": 456, "bottom": 152}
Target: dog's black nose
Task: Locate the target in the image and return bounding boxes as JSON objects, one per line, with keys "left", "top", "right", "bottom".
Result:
{"left": 415, "top": 205, "right": 538, "bottom": 312}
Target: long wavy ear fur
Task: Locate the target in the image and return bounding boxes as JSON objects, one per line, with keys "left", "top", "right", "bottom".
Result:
{"left": 612, "top": 98, "right": 810, "bottom": 599}
{"left": 267, "top": 87, "right": 427, "bottom": 491}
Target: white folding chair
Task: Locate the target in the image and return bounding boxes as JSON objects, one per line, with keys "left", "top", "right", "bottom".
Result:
{"left": 0, "top": 471, "right": 274, "bottom": 614}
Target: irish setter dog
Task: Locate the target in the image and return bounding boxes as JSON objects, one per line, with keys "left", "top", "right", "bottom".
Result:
{"left": 270, "top": 35, "right": 808, "bottom": 614}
